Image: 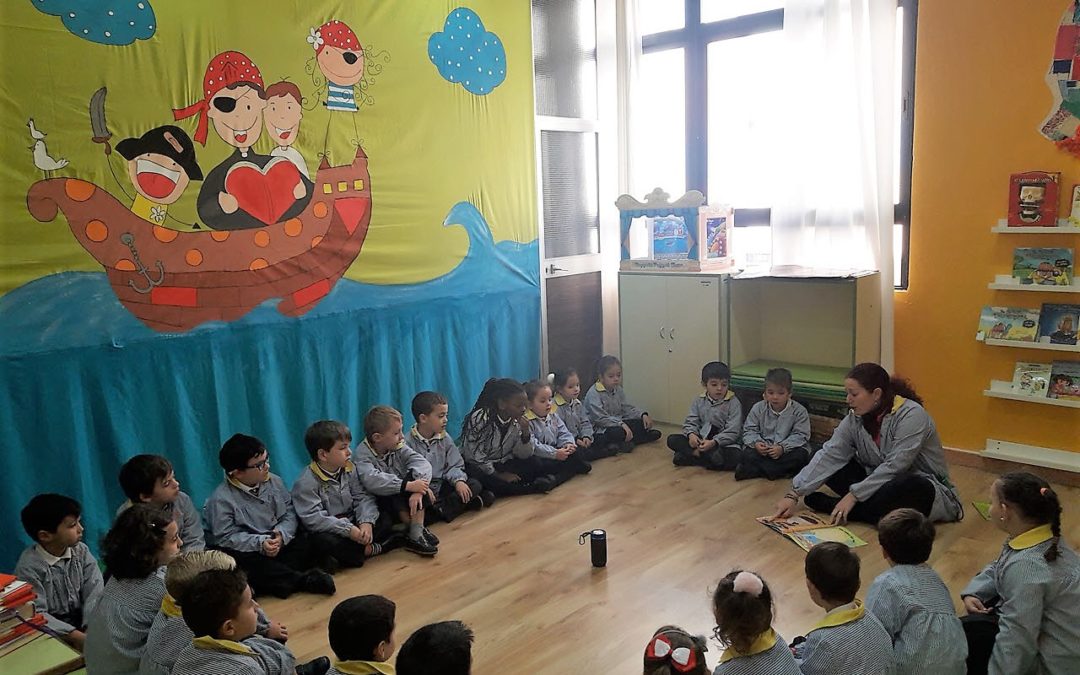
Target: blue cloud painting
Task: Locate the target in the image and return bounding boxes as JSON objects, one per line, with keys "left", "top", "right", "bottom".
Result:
{"left": 427, "top": 7, "right": 506, "bottom": 95}
{"left": 30, "top": 0, "right": 156, "bottom": 46}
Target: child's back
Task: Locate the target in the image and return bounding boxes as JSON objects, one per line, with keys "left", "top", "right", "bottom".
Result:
{"left": 794, "top": 601, "right": 894, "bottom": 675}
{"left": 172, "top": 634, "right": 294, "bottom": 675}
{"left": 866, "top": 563, "right": 965, "bottom": 675}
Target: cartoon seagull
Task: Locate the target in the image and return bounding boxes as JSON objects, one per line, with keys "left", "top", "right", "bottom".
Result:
{"left": 28, "top": 118, "right": 69, "bottom": 178}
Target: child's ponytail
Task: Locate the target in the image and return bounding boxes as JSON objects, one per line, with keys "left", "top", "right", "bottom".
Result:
{"left": 997, "top": 471, "right": 1064, "bottom": 562}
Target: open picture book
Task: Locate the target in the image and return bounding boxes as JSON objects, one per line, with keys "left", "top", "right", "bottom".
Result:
{"left": 756, "top": 513, "right": 868, "bottom": 552}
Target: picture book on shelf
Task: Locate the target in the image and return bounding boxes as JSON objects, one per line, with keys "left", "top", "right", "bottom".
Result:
{"left": 648, "top": 215, "right": 691, "bottom": 260}
{"left": 1011, "top": 362, "right": 1053, "bottom": 397}
{"left": 1008, "top": 171, "right": 1060, "bottom": 227}
{"left": 1012, "top": 248, "right": 1072, "bottom": 286}
{"left": 756, "top": 513, "right": 867, "bottom": 552}
{"left": 977, "top": 306, "right": 1040, "bottom": 342}
{"left": 1048, "top": 360, "right": 1080, "bottom": 400}
{"left": 1038, "top": 303, "right": 1080, "bottom": 345}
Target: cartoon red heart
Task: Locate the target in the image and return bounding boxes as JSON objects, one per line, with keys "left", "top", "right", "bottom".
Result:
{"left": 224, "top": 158, "right": 302, "bottom": 225}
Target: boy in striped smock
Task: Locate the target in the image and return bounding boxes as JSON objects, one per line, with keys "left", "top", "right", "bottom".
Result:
{"left": 667, "top": 361, "right": 742, "bottom": 470}
{"left": 140, "top": 550, "right": 287, "bottom": 675}
{"left": 793, "top": 542, "right": 894, "bottom": 675}
{"left": 116, "top": 454, "right": 205, "bottom": 552}
{"left": 961, "top": 472, "right": 1080, "bottom": 675}
{"left": 865, "top": 508, "right": 966, "bottom": 675}
{"left": 325, "top": 595, "right": 398, "bottom": 675}
{"left": 711, "top": 570, "right": 799, "bottom": 674}
{"left": 171, "top": 568, "right": 329, "bottom": 675}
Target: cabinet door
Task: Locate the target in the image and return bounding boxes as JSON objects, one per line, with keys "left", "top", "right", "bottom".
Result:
{"left": 618, "top": 274, "right": 670, "bottom": 422}
{"left": 666, "top": 276, "right": 723, "bottom": 422}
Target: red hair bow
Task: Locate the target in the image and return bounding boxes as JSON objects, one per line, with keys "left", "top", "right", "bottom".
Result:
{"left": 645, "top": 633, "right": 698, "bottom": 672}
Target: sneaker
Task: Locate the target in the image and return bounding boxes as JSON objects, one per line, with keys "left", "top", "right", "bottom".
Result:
{"left": 643, "top": 429, "right": 663, "bottom": 443}
{"left": 672, "top": 452, "right": 699, "bottom": 467}
{"left": 301, "top": 569, "right": 336, "bottom": 595}
{"left": 296, "top": 657, "right": 331, "bottom": 675}
{"left": 478, "top": 489, "right": 496, "bottom": 508}
{"left": 422, "top": 527, "right": 440, "bottom": 546}
{"left": 404, "top": 535, "right": 438, "bottom": 557}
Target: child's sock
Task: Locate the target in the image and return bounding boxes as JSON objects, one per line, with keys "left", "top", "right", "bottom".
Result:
{"left": 409, "top": 520, "right": 424, "bottom": 542}
{"left": 368, "top": 542, "right": 383, "bottom": 556}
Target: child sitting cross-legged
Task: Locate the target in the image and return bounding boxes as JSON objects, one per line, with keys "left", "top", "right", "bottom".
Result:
{"left": 141, "top": 550, "right": 289, "bottom": 675}
{"left": 83, "top": 503, "right": 182, "bottom": 673}
{"left": 865, "top": 508, "right": 966, "bottom": 675}
{"left": 793, "top": 542, "right": 894, "bottom": 675}
{"left": 584, "top": 355, "right": 662, "bottom": 453}
{"left": 172, "top": 567, "right": 329, "bottom": 675}
{"left": 667, "top": 361, "right": 742, "bottom": 471}
{"left": 326, "top": 595, "right": 399, "bottom": 675}
{"left": 15, "top": 493, "right": 104, "bottom": 652}
{"left": 735, "top": 367, "right": 811, "bottom": 481}
{"left": 292, "top": 420, "right": 394, "bottom": 573}
{"left": 354, "top": 405, "right": 439, "bottom": 557}
{"left": 551, "top": 368, "right": 616, "bottom": 461}
{"left": 117, "top": 453, "right": 205, "bottom": 551}
{"left": 524, "top": 378, "right": 593, "bottom": 481}
{"left": 409, "top": 391, "right": 494, "bottom": 522}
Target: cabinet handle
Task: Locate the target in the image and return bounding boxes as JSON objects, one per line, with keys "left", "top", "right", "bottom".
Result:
{"left": 659, "top": 325, "right": 667, "bottom": 339}
{"left": 669, "top": 327, "right": 676, "bottom": 340}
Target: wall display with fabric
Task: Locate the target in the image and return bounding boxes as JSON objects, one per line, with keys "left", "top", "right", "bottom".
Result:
{"left": 0, "top": 1, "right": 537, "bottom": 567}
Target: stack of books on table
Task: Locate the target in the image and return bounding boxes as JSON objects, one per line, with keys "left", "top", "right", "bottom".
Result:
{"left": 0, "top": 573, "right": 46, "bottom": 655}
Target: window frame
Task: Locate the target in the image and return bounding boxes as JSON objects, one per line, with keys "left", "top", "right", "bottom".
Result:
{"left": 638, "top": 0, "right": 917, "bottom": 288}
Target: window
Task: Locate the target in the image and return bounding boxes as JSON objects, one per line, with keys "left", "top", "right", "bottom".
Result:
{"left": 635, "top": 0, "right": 917, "bottom": 287}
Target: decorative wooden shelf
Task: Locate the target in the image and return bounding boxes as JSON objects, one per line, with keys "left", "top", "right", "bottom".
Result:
{"left": 987, "top": 275, "right": 1080, "bottom": 293}
{"left": 991, "top": 218, "right": 1080, "bottom": 234}
{"left": 982, "top": 339, "right": 1080, "bottom": 352}
{"left": 983, "top": 380, "right": 1080, "bottom": 409}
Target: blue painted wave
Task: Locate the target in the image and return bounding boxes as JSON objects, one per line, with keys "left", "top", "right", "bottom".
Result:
{"left": 0, "top": 201, "right": 539, "bottom": 355}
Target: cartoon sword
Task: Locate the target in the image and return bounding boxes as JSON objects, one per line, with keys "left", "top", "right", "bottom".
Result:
{"left": 89, "top": 86, "right": 113, "bottom": 155}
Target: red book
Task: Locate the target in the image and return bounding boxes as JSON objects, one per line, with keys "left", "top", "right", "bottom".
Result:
{"left": 1008, "top": 171, "right": 1060, "bottom": 227}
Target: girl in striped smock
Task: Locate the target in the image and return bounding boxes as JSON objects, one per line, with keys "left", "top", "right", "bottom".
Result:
{"left": 83, "top": 504, "right": 182, "bottom": 674}
{"left": 961, "top": 472, "right": 1080, "bottom": 675}
{"left": 711, "top": 570, "right": 799, "bottom": 675}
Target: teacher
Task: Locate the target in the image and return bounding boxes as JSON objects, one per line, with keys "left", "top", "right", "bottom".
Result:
{"left": 773, "top": 363, "right": 962, "bottom": 525}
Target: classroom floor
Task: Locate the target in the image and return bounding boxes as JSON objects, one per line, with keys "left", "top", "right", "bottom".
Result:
{"left": 262, "top": 432, "right": 1080, "bottom": 673}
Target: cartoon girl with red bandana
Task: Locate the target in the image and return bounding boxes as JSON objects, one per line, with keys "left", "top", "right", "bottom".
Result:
{"left": 173, "top": 51, "right": 313, "bottom": 230}
{"left": 309, "top": 20, "right": 368, "bottom": 152}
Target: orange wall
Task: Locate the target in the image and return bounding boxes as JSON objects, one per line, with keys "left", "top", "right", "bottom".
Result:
{"left": 896, "top": 0, "right": 1080, "bottom": 453}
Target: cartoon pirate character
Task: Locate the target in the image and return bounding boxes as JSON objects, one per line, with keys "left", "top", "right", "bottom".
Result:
{"left": 265, "top": 81, "right": 309, "bottom": 179}
{"left": 115, "top": 125, "right": 202, "bottom": 225}
{"left": 173, "top": 51, "right": 312, "bottom": 230}
{"left": 310, "top": 21, "right": 365, "bottom": 112}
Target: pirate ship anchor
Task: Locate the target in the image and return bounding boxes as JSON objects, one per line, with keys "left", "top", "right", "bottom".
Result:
{"left": 26, "top": 148, "right": 372, "bottom": 332}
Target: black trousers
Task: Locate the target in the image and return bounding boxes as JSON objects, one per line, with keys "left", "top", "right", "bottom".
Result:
{"left": 576, "top": 436, "right": 619, "bottom": 461}
{"left": 596, "top": 417, "right": 653, "bottom": 446}
{"left": 806, "top": 459, "right": 937, "bottom": 524}
{"left": 220, "top": 530, "right": 320, "bottom": 599}
{"left": 306, "top": 529, "right": 367, "bottom": 570}
{"left": 429, "top": 477, "right": 484, "bottom": 522}
{"left": 667, "top": 429, "right": 740, "bottom": 470}
{"left": 466, "top": 456, "right": 578, "bottom": 496}
{"left": 734, "top": 446, "right": 811, "bottom": 481}
{"left": 961, "top": 613, "right": 998, "bottom": 675}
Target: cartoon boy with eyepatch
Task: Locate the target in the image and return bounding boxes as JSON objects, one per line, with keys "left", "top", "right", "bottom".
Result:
{"left": 173, "top": 51, "right": 312, "bottom": 230}
{"left": 114, "top": 125, "right": 202, "bottom": 225}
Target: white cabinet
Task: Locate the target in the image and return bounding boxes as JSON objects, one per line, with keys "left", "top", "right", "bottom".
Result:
{"left": 618, "top": 272, "right": 728, "bottom": 424}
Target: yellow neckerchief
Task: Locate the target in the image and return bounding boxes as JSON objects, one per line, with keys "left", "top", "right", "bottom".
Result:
{"left": 524, "top": 409, "right": 550, "bottom": 421}
{"left": 594, "top": 380, "right": 608, "bottom": 392}
{"left": 701, "top": 390, "right": 736, "bottom": 404}
{"left": 890, "top": 395, "right": 906, "bottom": 414}
{"left": 192, "top": 636, "right": 255, "bottom": 655}
{"left": 410, "top": 424, "right": 445, "bottom": 443}
{"left": 1008, "top": 523, "right": 1054, "bottom": 550}
{"left": 309, "top": 460, "right": 354, "bottom": 482}
{"left": 227, "top": 474, "right": 268, "bottom": 494}
{"left": 131, "top": 194, "right": 169, "bottom": 224}
{"left": 809, "top": 599, "right": 865, "bottom": 633}
{"left": 553, "top": 393, "right": 571, "bottom": 408}
{"left": 718, "top": 628, "right": 777, "bottom": 664}
{"left": 161, "top": 593, "right": 182, "bottom": 618}
{"left": 359, "top": 438, "right": 405, "bottom": 460}
{"left": 333, "top": 660, "right": 397, "bottom": 675}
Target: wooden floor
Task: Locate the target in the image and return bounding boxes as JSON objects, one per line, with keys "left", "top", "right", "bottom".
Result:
{"left": 263, "top": 434, "right": 1080, "bottom": 673}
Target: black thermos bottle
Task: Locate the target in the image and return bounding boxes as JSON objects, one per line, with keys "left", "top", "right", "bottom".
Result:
{"left": 579, "top": 529, "right": 607, "bottom": 567}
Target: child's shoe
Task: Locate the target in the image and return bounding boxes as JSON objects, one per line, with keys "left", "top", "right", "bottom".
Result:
{"left": 421, "top": 526, "right": 440, "bottom": 546}
{"left": 643, "top": 429, "right": 663, "bottom": 443}
{"left": 297, "top": 656, "right": 331, "bottom": 675}
{"left": 531, "top": 474, "right": 558, "bottom": 493}
{"left": 478, "top": 489, "right": 496, "bottom": 508}
{"left": 404, "top": 535, "right": 438, "bottom": 557}
{"left": 301, "top": 569, "right": 336, "bottom": 595}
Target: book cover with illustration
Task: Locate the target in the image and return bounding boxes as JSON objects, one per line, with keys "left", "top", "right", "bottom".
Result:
{"left": 756, "top": 513, "right": 867, "bottom": 552}
{"left": 1011, "top": 362, "right": 1053, "bottom": 397}
{"left": 1038, "top": 303, "right": 1080, "bottom": 345}
{"left": 1048, "top": 360, "right": 1080, "bottom": 400}
{"left": 1007, "top": 171, "right": 1060, "bottom": 227}
{"left": 649, "top": 216, "right": 691, "bottom": 260}
{"left": 977, "top": 306, "right": 1041, "bottom": 342}
{"left": 1012, "top": 248, "right": 1072, "bottom": 286}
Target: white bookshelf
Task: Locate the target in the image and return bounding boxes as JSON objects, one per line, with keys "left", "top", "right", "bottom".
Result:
{"left": 983, "top": 439, "right": 1080, "bottom": 473}
{"left": 987, "top": 275, "right": 1080, "bottom": 293}
{"left": 991, "top": 218, "right": 1080, "bottom": 234}
{"left": 983, "top": 380, "right": 1080, "bottom": 409}
{"left": 983, "top": 339, "right": 1080, "bottom": 352}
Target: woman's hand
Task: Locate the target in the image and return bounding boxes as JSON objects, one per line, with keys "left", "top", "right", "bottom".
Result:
{"left": 830, "top": 492, "right": 859, "bottom": 525}
{"left": 772, "top": 495, "right": 798, "bottom": 520}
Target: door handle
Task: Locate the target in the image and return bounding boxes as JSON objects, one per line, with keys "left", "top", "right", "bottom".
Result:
{"left": 546, "top": 264, "right": 567, "bottom": 274}
{"left": 669, "top": 327, "right": 676, "bottom": 340}
{"left": 659, "top": 325, "right": 667, "bottom": 339}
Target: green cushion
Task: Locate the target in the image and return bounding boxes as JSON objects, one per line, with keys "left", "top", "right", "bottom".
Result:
{"left": 731, "top": 360, "right": 849, "bottom": 403}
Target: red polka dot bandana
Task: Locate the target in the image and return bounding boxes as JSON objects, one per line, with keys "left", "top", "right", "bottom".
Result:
{"left": 173, "top": 51, "right": 264, "bottom": 145}
{"left": 312, "top": 20, "right": 361, "bottom": 55}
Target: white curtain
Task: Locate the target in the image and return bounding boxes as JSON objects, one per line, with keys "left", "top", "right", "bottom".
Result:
{"left": 771, "top": 0, "right": 897, "bottom": 368}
